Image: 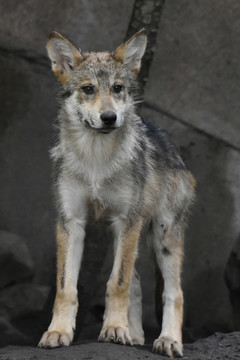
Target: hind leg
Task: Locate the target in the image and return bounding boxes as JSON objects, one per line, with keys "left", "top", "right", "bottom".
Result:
{"left": 128, "top": 269, "right": 145, "bottom": 345}
{"left": 152, "top": 220, "right": 184, "bottom": 357}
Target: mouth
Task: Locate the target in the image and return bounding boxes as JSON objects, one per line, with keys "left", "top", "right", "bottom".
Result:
{"left": 96, "top": 128, "right": 117, "bottom": 134}
{"left": 84, "top": 120, "right": 117, "bottom": 134}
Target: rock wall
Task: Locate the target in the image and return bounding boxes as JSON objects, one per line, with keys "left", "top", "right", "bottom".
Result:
{"left": 0, "top": 0, "right": 239, "bottom": 346}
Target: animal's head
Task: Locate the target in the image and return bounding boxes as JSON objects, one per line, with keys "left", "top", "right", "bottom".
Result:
{"left": 47, "top": 30, "right": 147, "bottom": 134}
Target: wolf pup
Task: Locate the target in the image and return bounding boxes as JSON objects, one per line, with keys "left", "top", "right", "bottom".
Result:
{"left": 38, "top": 29, "right": 195, "bottom": 357}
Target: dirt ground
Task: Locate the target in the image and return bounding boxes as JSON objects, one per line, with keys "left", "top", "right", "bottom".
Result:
{"left": 0, "top": 332, "right": 240, "bottom": 360}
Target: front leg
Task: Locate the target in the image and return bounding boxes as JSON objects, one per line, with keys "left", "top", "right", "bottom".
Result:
{"left": 38, "top": 218, "right": 85, "bottom": 348}
{"left": 98, "top": 218, "right": 142, "bottom": 345}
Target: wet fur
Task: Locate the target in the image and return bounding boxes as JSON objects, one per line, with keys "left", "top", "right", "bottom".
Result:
{"left": 38, "top": 30, "right": 195, "bottom": 357}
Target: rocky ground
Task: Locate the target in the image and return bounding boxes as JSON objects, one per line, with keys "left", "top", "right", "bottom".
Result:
{"left": 1, "top": 332, "right": 240, "bottom": 360}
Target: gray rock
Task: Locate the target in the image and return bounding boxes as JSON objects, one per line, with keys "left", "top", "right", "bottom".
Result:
{"left": 0, "top": 317, "right": 29, "bottom": 347}
{"left": 225, "top": 235, "right": 240, "bottom": 329}
{"left": 1, "top": 332, "right": 240, "bottom": 359}
{"left": 0, "top": 283, "right": 49, "bottom": 320}
{"left": 184, "top": 332, "right": 240, "bottom": 359}
{"left": 0, "top": 0, "right": 134, "bottom": 55}
{"left": 0, "top": 231, "right": 34, "bottom": 289}
{"left": 0, "top": 52, "right": 56, "bottom": 285}
{"left": 1, "top": 0, "right": 240, "bottom": 346}
{"left": 144, "top": 0, "right": 240, "bottom": 149}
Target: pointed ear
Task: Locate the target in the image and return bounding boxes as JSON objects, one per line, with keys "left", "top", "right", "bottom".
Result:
{"left": 47, "top": 32, "right": 83, "bottom": 84}
{"left": 114, "top": 29, "right": 147, "bottom": 74}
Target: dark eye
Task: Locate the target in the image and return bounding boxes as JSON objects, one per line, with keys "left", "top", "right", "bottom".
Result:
{"left": 113, "top": 84, "right": 123, "bottom": 94}
{"left": 82, "top": 85, "right": 94, "bottom": 95}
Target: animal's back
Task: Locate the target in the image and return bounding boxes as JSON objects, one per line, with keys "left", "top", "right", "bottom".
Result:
{"left": 142, "top": 120, "right": 186, "bottom": 171}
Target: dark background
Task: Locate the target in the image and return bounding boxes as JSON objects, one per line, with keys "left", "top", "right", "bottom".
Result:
{"left": 0, "top": 0, "right": 240, "bottom": 347}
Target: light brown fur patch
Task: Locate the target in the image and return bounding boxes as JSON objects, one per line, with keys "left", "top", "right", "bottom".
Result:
{"left": 52, "top": 70, "right": 71, "bottom": 85}
{"left": 114, "top": 43, "right": 126, "bottom": 64}
{"left": 188, "top": 171, "right": 196, "bottom": 189}
{"left": 47, "top": 31, "right": 83, "bottom": 85}
{"left": 107, "top": 218, "right": 143, "bottom": 298}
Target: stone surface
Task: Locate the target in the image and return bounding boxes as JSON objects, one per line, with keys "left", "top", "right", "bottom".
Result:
{"left": 225, "top": 235, "right": 240, "bottom": 329}
{"left": 1, "top": 332, "right": 240, "bottom": 360}
{"left": 140, "top": 105, "right": 240, "bottom": 334}
{"left": 0, "top": 317, "right": 29, "bottom": 348}
{"left": 0, "top": 0, "right": 240, "bottom": 349}
{"left": 0, "top": 283, "right": 49, "bottom": 321}
{"left": 0, "top": 231, "right": 34, "bottom": 289}
{"left": 145, "top": 0, "right": 240, "bottom": 149}
{"left": 0, "top": 52, "right": 56, "bottom": 285}
{"left": 0, "top": 0, "right": 134, "bottom": 55}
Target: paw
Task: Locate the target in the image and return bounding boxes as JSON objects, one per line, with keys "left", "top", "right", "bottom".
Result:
{"left": 98, "top": 326, "right": 133, "bottom": 346}
{"left": 153, "top": 336, "right": 183, "bottom": 358}
{"left": 129, "top": 330, "right": 145, "bottom": 345}
{"left": 131, "top": 334, "right": 145, "bottom": 345}
{"left": 38, "top": 330, "right": 73, "bottom": 349}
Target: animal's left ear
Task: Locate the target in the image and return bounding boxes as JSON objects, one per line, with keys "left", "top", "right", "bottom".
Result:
{"left": 114, "top": 29, "right": 147, "bottom": 74}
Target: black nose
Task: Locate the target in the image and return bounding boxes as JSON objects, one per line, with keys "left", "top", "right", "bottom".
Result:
{"left": 100, "top": 111, "right": 117, "bottom": 126}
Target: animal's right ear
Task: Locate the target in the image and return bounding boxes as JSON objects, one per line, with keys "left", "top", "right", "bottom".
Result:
{"left": 47, "top": 32, "right": 83, "bottom": 84}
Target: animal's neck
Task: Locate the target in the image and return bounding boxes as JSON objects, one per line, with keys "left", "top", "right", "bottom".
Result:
{"left": 64, "top": 124, "right": 134, "bottom": 185}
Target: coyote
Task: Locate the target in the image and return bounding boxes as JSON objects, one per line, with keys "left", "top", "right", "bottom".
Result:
{"left": 38, "top": 29, "right": 195, "bottom": 357}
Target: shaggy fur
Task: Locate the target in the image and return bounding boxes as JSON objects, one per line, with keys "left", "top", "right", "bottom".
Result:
{"left": 38, "top": 29, "right": 195, "bottom": 358}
